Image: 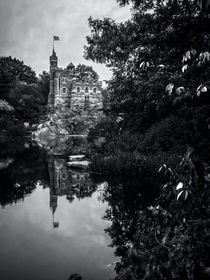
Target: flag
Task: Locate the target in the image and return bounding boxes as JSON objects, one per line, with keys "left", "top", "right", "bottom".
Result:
{"left": 53, "top": 36, "right": 59, "bottom": 41}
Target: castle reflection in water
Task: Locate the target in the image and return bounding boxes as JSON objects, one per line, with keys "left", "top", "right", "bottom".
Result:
{"left": 0, "top": 138, "right": 98, "bottom": 228}
{"left": 47, "top": 156, "right": 96, "bottom": 228}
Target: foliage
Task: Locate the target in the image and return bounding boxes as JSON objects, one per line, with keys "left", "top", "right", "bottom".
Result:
{"left": 0, "top": 56, "right": 49, "bottom": 127}
{"left": 88, "top": 117, "right": 181, "bottom": 174}
{"left": 0, "top": 56, "right": 37, "bottom": 101}
{"left": 100, "top": 149, "right": 210, "bottom": 280}
{"left": 0, "top": 144, "right": 48, "bottom": 206}
{"left": 37, "top": 71, "right": 50, "bottom": 105}
{"left": 75, "top": 64, "right": 99, "bottom": 82}
{"left": 84, "top": 3, "right": 210, "bottom": 277}
{"left": 8, "top": 83, "right": 46, "bottom": 122}
{"left": 0, "top": 99, "right": 14, "bottom": 112}
{"left": 85, "top": 0, "right": 210, "bottom": 122}
{"left": 85, "top": 0, "right": 210, "bottom": 170}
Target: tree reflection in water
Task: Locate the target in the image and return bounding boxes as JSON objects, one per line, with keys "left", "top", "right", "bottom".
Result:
{"left": 0, "top": 142, "right": 48, "bottom": 207}
{"left": 0, "top": 137, "right": 162, "bottom": 280}
{"left": 98, "top": 175, "right": 162, "bottom": 278}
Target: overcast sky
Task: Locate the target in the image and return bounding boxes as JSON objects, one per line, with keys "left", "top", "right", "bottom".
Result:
{"left": 0, "top": 0, "right": 131, "bottom": 82}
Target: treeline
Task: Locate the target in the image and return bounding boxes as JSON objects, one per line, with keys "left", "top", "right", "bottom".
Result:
{"left": 86, "top": 0, "right": 210, "bottom": 174}
{"left": 0, "top": 56, "right": 49, "bottom": 136}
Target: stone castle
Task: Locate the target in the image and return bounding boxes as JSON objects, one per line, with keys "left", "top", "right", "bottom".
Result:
{"left": 47, "top": 49, "right": 103, "bottom": 117}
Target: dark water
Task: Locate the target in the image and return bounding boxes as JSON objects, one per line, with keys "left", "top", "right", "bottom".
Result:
{"left": 0, "top": 137, "right": 161, "bottom": 280}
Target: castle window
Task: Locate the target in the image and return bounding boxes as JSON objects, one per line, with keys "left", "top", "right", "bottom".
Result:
{"left": 62, "top": 77, "right": 67, "bottom": 83}
{"left": 62, "top": 87, "right": 67, "bottom": 94}
{"left": 93, "top": 87, "right": 97, "bottom": 93}
{"left": 61, "top": 172, "right": 67, "bottom": 179}
{"left": 84, "top": 95, "right": 90, "bottom": 110}
{"left": 77, "top": 87, "right": 81, "bottom": 93}
{"left": 85, "top": 86, "right": 89, "bottom": 93}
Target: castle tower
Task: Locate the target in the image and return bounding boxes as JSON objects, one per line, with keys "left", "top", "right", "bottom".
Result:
{"left": 47, "top": 49, "right": 58, "bottom": 109}
{"left": 50, "top": 49, "right": 58, "bottom": 69}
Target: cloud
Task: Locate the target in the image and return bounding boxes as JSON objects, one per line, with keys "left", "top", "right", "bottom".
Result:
{"left": 0, "top": 0, "right": 131, "bottom": 81}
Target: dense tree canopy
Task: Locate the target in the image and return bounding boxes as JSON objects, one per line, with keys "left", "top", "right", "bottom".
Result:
{"left": 85, "top": 2, "right": 210, "bottom": 279}
{"left": 75, "top": 64, "right": 99, "bottom": 82}
{"left": 85, "top": 0, "right": 210, "bottom": 157}
{"left": 84, "top": 0, "right": 210, "bottom": 118}
{"left": 0, "top": 56, "right": 37, "bottom": 83}
{"left": 0, "top": 56, "right": 48, "bottom": 128}
{"left": 37, "top": 71, "right": 50, "bottom": 105}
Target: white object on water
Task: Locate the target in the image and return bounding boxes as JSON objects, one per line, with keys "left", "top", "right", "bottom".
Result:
{"left": 67, "top": 160, "right": 90, "bottom": 169}
{"left": 69, "top": 155, "right": 86, "bottom": 161}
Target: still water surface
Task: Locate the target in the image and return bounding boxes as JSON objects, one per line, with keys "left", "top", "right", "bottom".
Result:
{"left": 0, "top": 137, "right": 160, "bottom": 280}
{"left": 0, "top": 140, "right": 116, "bottom": 280}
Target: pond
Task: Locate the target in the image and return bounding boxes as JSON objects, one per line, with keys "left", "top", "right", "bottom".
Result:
{"left": 0, "top": 137, "right": 161, "bottom": 280}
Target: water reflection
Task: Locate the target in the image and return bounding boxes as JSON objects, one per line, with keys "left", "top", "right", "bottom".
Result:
{"left": 0, "top": 143, "right": 48, "bottom": 207}
{"left": 97, "top": 175, "right": 162, "bottom": 279}
{"left": 47, "top": 155, "right": 96, "bottom": 228}
{"left": 0, "top": 138, "right": 116, "bottom": 280}
{"left": 0, "top": 137, "right": 162, "bottom": 280}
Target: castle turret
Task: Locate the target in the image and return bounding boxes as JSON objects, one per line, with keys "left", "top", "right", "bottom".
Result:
{"left": 50, "top": 49, "right": 58, "bottom": 69}
{"left": 48, "top": 49, "right": 58, "bottom": 109}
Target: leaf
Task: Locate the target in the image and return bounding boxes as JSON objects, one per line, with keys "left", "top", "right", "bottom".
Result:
{"left": 182, "top": 65, "right": 188, "bottom": 73}
{"left": 177, "top": 190, "right": 184, "bottom": 200}
{"left": 176, "top": 87, "right": 185, "bottom": 95}
{"left": 158, "top": 166, "right": 163, "bottom": 172}
{"left": 162, "top": 183, "right": 168, "bottom": 189}
{"left": 165, "top": 83, "right": 174, "bottom": 95}
{"left": 176, "top": 182, "right": 183, "bottom": 190}
{"left": 184, "top": 190, "right": 188, "bottom": 200}
{"left": 201, "top": 86, "right": 207, "bottom": 92}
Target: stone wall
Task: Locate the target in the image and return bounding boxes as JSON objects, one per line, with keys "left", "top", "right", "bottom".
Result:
{"left": 47, "top": 51, "right": 104, "bottom": 133}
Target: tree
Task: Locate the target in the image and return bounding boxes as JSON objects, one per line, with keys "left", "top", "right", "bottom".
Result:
{"left": 84, "top": 0, "right": 210, "bottom": 155}
{"left": 0, "top": 56, "right": 37, "bottom": 102}
{"left": 38, "top": 71, "right": 50, "bottom": 105}
{"left": 9, "top": 83, "right": 46, "bottom": 122}
{"left": 84, "top": 1, "right": 210, "bottom": 279}
{"left": 0, "top": 56, "right": 37, "bottom": 84}
{"left": 84, "top": 1, "right": 210, "bottom": 119}
{"left": 75, "top": 64, "right": 99, "bottom": 82}
{"left": 0, "top": 68, "right": 13, "bottom": 100}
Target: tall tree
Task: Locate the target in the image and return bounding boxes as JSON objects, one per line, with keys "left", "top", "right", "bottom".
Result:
{"left": 75, "top": 64, "right": 99, "bottom": 82}
{"left": 84, "top": 0, "right": 210, "bottom": 132}
{"left": 0, "top": 56, "right": 37, "bottom": 101}
{"left": 38, "top": 71, "right": 50, "bottom": 105}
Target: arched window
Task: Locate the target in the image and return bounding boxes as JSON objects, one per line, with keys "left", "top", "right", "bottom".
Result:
{"left": 62, "top": 77, "right": 67, "bottom": 83}
{"left": 77, "top": 87, "right": 81, "bottom": 93}
{"left": 62, "top": 87, "right": 67, "bottom": 94}
{"left": 93, "top": 87, "right": 97, "bottom": 93}
{"left": 85, "top": 86, "right": 89, "bottom": 93}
